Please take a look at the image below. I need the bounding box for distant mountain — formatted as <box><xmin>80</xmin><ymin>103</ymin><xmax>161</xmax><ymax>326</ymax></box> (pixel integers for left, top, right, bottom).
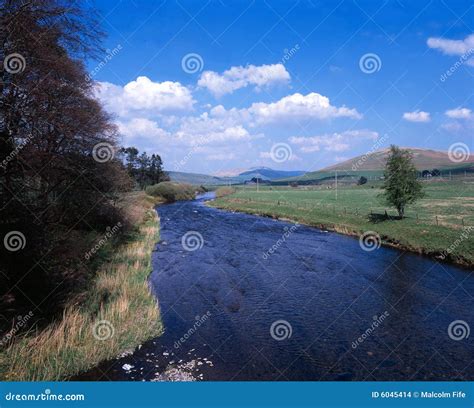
<box><xmin>167</xmin><ymin>171</ymin><xmax>240</xmax><ymax>185</ymax></box>
<box><xmin>215</xmin><ymin>166</ymin><xmax>306</xmax><ymax>180</ymax></box>
<box><xmin>276</xmin><ymin>147</ymin><xmax>474</xmax><ymax>184</ymax></box>
<box><xmin>320</xmin><ymin>147</ymin><xmax>474</xmax><ymax>172</ymax></box>
<box><xmin>238</xmin><ymin>167</ymin><xmax>306</xmax><ymax>180</ymax></box>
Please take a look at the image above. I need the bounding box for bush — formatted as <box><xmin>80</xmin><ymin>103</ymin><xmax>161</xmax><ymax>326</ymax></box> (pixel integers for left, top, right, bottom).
<box><xmin>146</xmin><ymin>182</ymin><xmax>200</xmax><ymax>202</ymax></box>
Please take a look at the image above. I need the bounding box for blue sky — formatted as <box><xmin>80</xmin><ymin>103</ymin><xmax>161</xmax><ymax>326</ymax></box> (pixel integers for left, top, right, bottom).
<box><xmin>88</xmin><ymin>0</ymin><xmax>474</xmax><ymax>174</ymax></box>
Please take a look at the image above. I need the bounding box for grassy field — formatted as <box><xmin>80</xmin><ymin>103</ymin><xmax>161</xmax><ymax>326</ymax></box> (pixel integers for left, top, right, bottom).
<box><xmin>0</xmin><ymin>192</ymin><xmax>163</xmax><ymax>381</ymax></box>
<box><xmin>209</xmin><ymin>177</ymin><xmax>474</xmax><ymax>267</ymax></box>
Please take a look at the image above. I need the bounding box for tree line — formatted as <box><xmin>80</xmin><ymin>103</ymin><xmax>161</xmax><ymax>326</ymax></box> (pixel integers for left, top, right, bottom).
<box><xmin>0</xmin><ymin>0</ymin><xmax>165</xmax><ymax>329</ymax></box>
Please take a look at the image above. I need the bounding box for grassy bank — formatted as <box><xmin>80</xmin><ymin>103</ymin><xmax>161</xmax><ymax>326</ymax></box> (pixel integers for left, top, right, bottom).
<box><xmin>209</xmin><ymin>179</ymin><xmax>474</xmax><ymax>267</ymax></box>
<box><xmin>0</xmin><ymin>192</ymin><xmax>163</xmax><ymax>381</ymax></box>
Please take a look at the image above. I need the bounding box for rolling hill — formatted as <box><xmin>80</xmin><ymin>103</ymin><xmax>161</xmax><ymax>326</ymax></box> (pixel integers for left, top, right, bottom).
<box><xmin>275</xmin><ymin>147</ymin><xmax>474</xmax><ymax>185</ymax></box>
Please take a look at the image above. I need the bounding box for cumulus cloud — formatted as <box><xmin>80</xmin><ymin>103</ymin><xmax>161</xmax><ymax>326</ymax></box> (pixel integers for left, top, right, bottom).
<box><xmin>402</xmin><ymin>110</ymin><xmax>431</xmax><ymax>122</ymax></box>
<box><xmin>96</xmin><ymin>76</ymin><xmax>195</xmax><ymax>116</ymax></box>
<box><xmin>445</xmin><ymin>107</ymin><xmax>472</xmax><ymax>119</ymax></box>
<box><xmin>249</xmin><ymin>92</ymin><xmax>362</xmax><ymax>124</ymax></box>
<box><xmin>117</xmin><ymin>118</ymin><xmax>169</xmax><ymax>143</ymax></box>
<box><xmin>289</xmin><ymin>129</ymin><xmax>378</xmax><ymax>153</ymax></box>
<box><xmin>427</xmin><ymin>34</ymin><xmax>474</xmax><ymax>66</ymax></box>
<box><xmin>198</xmin><ymin>63</ymin><xmax>290</xmax><ymax>97</ymax></box>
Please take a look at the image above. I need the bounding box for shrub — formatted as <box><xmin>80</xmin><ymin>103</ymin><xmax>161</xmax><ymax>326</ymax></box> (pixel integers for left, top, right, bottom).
<box><xmin>146</xmin><ymin>182</ymin><xmax>199</xmax><ymax>202</ymax></box>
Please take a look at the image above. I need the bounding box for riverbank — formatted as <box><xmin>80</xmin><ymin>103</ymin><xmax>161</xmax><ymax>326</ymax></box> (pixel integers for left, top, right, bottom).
<box><xmin>0</xmin><ymin>192</ymin><xmax>163</xmax><ymax>381</ymax></box>
<box><xmin>208</xmin><ymin>183</ymin><xmax>474</xmax><ymax>268</ymax></box>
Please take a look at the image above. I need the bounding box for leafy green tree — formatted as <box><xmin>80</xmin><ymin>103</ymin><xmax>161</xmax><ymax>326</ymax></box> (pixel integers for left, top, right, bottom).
<box><xmin>380</xmin><ymin>145</ymin><xmax>424</xmax><ymax>218</ymax></box>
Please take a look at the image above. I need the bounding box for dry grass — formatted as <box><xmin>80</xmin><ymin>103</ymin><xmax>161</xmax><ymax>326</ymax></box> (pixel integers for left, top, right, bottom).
<box><xmin>0</xmin><ymin>192</ymin><xmax>163</xmax><ymax>381</ymax></box>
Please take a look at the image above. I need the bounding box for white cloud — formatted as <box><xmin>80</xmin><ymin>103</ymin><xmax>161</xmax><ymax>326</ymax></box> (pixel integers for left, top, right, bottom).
<box><xmin>117</xmin><ymin>118</ymin><xmax>169</xmax><ymax>143</ymax></box>
<box><xmin>96</xmin><ymin>76</ymin><xmax>195</xmax><ymax>116</ymax></box>
<box><xmin>198</xmin><ymin>63</ymin><xmax>290</xmax><ymax>97</ymax></box>
<box><xmin>289</xmin><ymin>129</ymin><xmax>378</xmax><ymax>153</ymax></box>
<box><xmin>427</xmin><ymin>34</ymin><xmax>474</xmax><ymax>66</ymax></box>
<box><xmin>402</xmin><ymin>110</ymin><xmax>431</xmax><ymax>122</ymax></box>
<box><xmin>207</xmin><ymin>152</ymin><xmax>236</xmax><ymax>161</ymax></box>
<box><xmin>249</xmin><ymin>92</ymin><xmax>362</xmax><ymax>124</ymax></box>
<box><xmin>445</xmin><ymin>107</ymin><xmax>472</xmax><ymax>119</ymax></box>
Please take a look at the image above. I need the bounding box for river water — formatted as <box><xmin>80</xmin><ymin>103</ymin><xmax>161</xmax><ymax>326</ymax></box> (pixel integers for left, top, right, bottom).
<box><xmin>77</xmin><ymin>193</ymin><xmax>473</xmax><ymax>381</ymax></box>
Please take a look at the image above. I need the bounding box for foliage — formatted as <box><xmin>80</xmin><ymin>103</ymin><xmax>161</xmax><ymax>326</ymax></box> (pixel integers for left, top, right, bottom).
<box><xmin>119</xmin><ymin>147</ymin><xmax>169</xmax><ymax>189</ymax></box>
<box><xmin>358</xmin><ymin>176</ymin><xmax>368</xmax><ymax>185</ymax></box>
<box><xmin>146</xmin><ymin>182</ymin><xmax>201</xmax><ymax>202</ymax></box>
<box><xmin>0</xmin><ymin>192</ymin><xmax>162</xmax><ymax>380</ymax></box>
<box><xmin>0</xmin><ymin>1</ymin><xmax>131</xmax><ymax>330</ymax></box>
<box><xmin>380</xmin><ymin>146</ymin><xmax>424</xmax><ymax>217</ymax></box>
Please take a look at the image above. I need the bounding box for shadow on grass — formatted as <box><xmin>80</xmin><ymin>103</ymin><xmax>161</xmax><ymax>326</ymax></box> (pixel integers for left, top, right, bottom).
<box><xmin>368</xmin><ymin>213</ymin><xmax>403</xmax><ymax>223</ymax></box>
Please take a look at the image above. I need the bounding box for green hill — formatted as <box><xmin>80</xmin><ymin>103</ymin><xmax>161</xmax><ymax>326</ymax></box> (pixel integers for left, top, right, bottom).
<box><xmin>275</xmin><ymin>147</ymin><xmax>474</xmax><ymax>185</ymax></box>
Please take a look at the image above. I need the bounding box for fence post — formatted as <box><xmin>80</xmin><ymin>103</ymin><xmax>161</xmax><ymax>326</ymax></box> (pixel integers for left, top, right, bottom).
<box><xmin>436</xmin><ymin>215</ymin><xmax>438</xmax><ymax>226</ymax></box>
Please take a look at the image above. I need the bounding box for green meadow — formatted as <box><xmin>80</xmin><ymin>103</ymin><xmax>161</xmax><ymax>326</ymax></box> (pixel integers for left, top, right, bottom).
<box><xmin>210</xmin><ymin>177</ymin><xmax>474</xmax><ymax>267</ymax></box>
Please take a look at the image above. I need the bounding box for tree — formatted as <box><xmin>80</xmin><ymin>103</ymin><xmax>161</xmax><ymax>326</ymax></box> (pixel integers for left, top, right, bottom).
<box><xmin>380</xmin><ymin>145</ymin><xmax>424</xmax><ymax>218</ymax></box>
<box><xmin>0</xmin><ymin>0</ymin><xmax>131</xmax><ymax>321</ymax></box>
<box><xmin>357</xmin><ymin>176</ymin><xmax>368</xmax><ymax>185</ymax></box>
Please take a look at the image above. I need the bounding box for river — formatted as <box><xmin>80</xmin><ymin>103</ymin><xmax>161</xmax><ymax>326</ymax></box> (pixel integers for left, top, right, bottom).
<box><xmin>77</xmin><ymin>193</ymin><xmax>473</xmax><ymax>381</ymax></box>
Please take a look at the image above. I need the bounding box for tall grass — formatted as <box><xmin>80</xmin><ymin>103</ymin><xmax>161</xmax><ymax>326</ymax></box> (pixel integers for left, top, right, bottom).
<box><xmin>0</xmin><ymin>192</ymin><xmax>163</xmax><ymax>381</ymax></box>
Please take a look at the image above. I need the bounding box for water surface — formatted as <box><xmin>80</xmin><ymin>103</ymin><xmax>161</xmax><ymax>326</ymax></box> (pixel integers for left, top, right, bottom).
<box><xmin>78</xmin><ymin>193</ymin><xmax>473</xmax><ymax>381</ymax></box>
